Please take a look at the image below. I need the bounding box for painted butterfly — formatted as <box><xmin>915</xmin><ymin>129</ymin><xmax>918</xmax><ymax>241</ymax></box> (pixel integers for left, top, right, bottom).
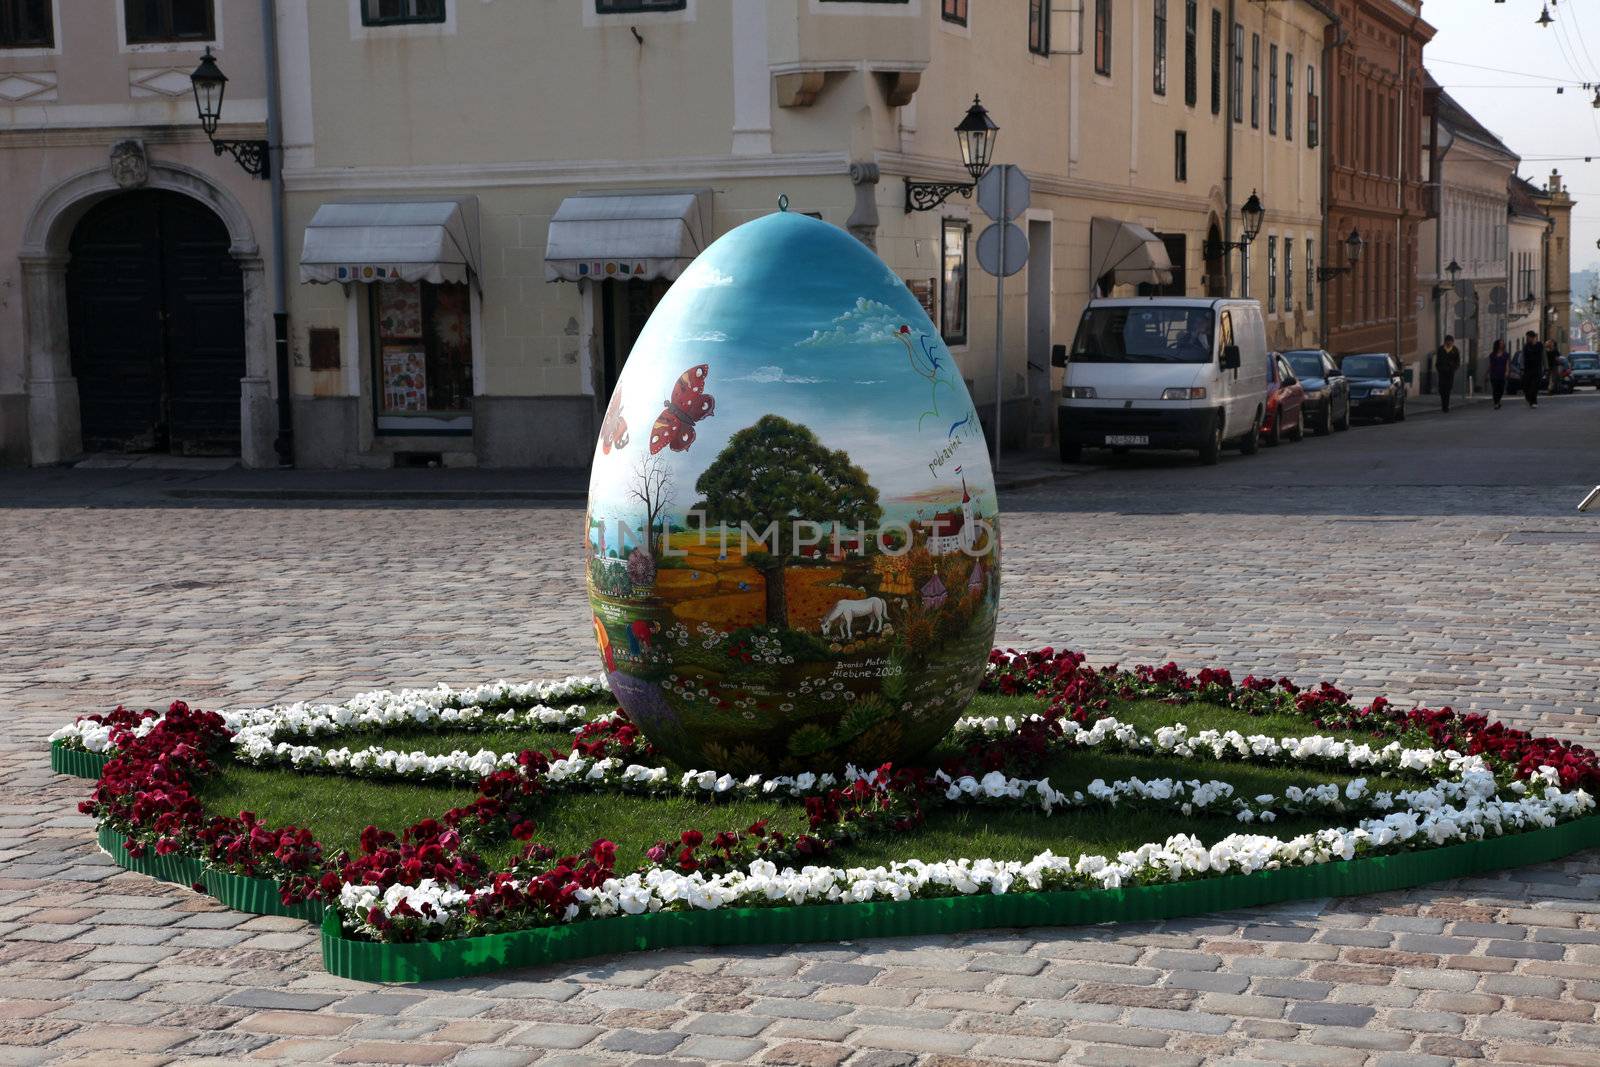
<box><xmin>649</xmin><ymin>363</ymin><xmax>715</xmax><ymax>454</ymax></box>
<box><xmin>599</xmin><ymin>388</ymin><xmax>629</xmax><ymax>454</ymax></box>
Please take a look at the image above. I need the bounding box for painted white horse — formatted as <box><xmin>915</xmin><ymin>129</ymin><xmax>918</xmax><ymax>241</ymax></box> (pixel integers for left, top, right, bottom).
<box><xmin>820</xmin><ymin>596</ymin><xmax>887</xmax><ymax>639</ymax></box>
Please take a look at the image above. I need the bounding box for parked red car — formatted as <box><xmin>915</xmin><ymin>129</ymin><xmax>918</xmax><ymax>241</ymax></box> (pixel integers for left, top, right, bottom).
<box><xmin>1262</xmin><ymin>352</ymin><xmax>1306</xmax><ymax>445</ymax></box>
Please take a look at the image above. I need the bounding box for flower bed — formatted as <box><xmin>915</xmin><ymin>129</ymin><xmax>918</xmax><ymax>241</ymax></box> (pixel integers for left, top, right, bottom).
<box><xmin>58</xmin><ymin>648</ymin><xmax>1600</xmax><ymax>982</ymax></box>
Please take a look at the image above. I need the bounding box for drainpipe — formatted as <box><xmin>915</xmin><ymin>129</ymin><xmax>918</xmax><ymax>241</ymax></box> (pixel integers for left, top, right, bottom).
<box><xmin>1304</xmin><ymin>0</ymin><xmax>1342</xmax><ymax>349</ymax></box>
<box><xmin>1223</xmin><ymin>0</ymin><xmax>1236</xmax><ymax>297</ymax></box>
<box><xmin>261</xmin><ymin>0</ymin><xmax>293</xmax><ymax>465</ymax></box>
<box><xmin>1433</xmin><ymin>123</ymin><xmax>1452</xmax><ymax>397</ymax></box>
<box><xmin>1396</xmin><ymin>29</ymin><xmax>1408</xmax><ymax>389</ymax></box>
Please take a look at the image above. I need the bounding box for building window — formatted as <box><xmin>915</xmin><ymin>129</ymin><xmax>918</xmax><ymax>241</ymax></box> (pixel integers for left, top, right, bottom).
<box><xmin>1306</xmin><ymin>238</ymin><xmax>1315</xmax><ymax>311</ymax></box>
<box><xmin>594</xmin><ymin>0</ymin><xmax>686</xmax><ymax>12</ymax></box>
<box><xmin>1267</xmin><ymin>236</ymin><xmax>1277</xmax><ymax>313</ymax></box>
<box><xmin>1231</xmin><ymin>22</ymin><xmax>1243</xmax><ymax>122</ymax></box>
<box><xmin>1283</xmin><ymin>237</ymin><xmax>1294</xmax><ymax>314</ymax></box>
<box><xmin>363</xmin><ymin>0</ymin><xmax>446</xmax><ymax>23</ymax></box>
<box><xmin>941</xmin><ymin>219</ymin><xmax>969</xmax><ymax>345</ymax></box>
<box><xmin>1307</xmin><ymin>65</ymin><xmax>1318</xmax><ymax>147</ymax></box>
<box><xmin>1285</xmin><ymin>55</ymin><xmax>1294</xmax><ymax>142</ymax></box>
<box><xmin>1094</xmin><ymin>0</ymin><xmax>1111</xmax><ymax>75</ymax></box>
<box><xmin>1029</xmin><ymin>0</ymin><xmax>1049</xmax><ymax>55</ymax></box>
<box><xmin>1153</xmin><ymin>0</ymin><xmax>1167</xmax><ymax>95</ymax></box>
<box><xmin>1250</xmin><ymin>32</ymin><xmax>1260</xmax><ymax>129</ymax></box>
<box><xmin>370</xmin><ymin>281</ymin><xmax>473</xmax><ymax>431</ymax></box>
<box><xmin>1174</xmin><ymin>130</ymin><xmax>1187</xmax><ymax>181</ymax></box>
<box><xmin>1183</xmin><ymin>1</ymin><xmax>1197</xmax><ymax>106</ymax></box>
<box><xmin>1268</xmin><ymin>43</ymin><xmax>1278</xmax><ymax>134</ymax></box>
<box><xmin>124</xmin><ymin>0</ymin><xmax>213</xmax><ymax>43</ymax></box>
<box><xmin>1210</xmin><ymin>9</ymin><xmax>1222</xmax><ymax>114</ymax></box>
<box><xmin>0</xmin><ymin>0</ymin><xmax>51</xmax><ymax>47</ymax></box>
<box><xmin>942</xmin><ymin>0</ymin><xmax>966</xmax><ymax>25</ymax></box>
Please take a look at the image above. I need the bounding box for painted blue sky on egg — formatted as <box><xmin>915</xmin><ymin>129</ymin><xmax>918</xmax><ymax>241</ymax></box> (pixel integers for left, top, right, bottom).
<box><xmin>589</xmin><ymin>211</ymin><xmax>993</xmax><ymax>527</ymax></box>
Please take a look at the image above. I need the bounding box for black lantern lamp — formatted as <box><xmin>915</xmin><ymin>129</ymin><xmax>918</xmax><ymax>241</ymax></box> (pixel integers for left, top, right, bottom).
<box><xmin>190</xmin><ymin>47</ymin><xmax>270</xmax><ymax>179</ymax></box>
<box><xmin>1203</xmin><ymin>190</ymin><xmax>1266</xmax><ymax>259</ymax></box>
<box><xmin>906</xmin><ymin>95</ymin><xmax>999</xmax><ymax>212</ymax></box>
<box><xmin>1316</xmin><ymin>227</ymin><xmax>1365</xmax><ymax>282</ymax></box>
<box><xmin>1344</xmin><ymin>227</ymin><xmax>1365</xmax><ymax>266</ymax></box>
<box><xmin>955</xmin><ymin>95</ymin><xmax>999</xmax><ymax>182</ymax></box>
<box><xmin>1432</xmin><ymin>259</ymin><xmax>1462</xmax><ymax>297</ymax></box>
<box><xmin>1239</xmin><ymin>191</ymin><xmax>1265</xmax><ymax>243</ymax></box>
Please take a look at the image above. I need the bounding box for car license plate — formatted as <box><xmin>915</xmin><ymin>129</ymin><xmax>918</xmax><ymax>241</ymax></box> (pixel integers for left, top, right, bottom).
<box><xmin>1105</xmin><ymin>434</ymin><xmax>1149</xmax><ymax>446</ymax></box>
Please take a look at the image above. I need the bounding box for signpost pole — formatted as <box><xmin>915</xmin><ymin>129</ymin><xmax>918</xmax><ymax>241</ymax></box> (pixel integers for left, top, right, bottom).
<box><xmin>992</xmin><ymin>178</ymin><xmax>1006</xmax><ymax>473</ymax></box>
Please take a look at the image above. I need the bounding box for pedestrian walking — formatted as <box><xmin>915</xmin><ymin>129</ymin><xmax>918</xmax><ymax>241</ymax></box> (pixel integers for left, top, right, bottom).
<box><xmin>1545</xmin><ymin>338</ymin><xmax>1562</xmax><ymax>394</ymax></box>
<box><xmin>1435</xmin><ymin>334</ymin><xmax>1461</xmax><ymax>412</ymax></box>
<box><xmin>1521</xmin><ymin>331</ymin><xmax>1545</xmax><ymax>407</ymax></box>
<box><xmin>1488</xmin><ymin>338</ymin><xmax>1509</xmax><ymax>408</ymax></box>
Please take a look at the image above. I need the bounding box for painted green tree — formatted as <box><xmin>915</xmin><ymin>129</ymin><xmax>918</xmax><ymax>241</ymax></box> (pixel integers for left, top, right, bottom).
<box><xmin>694</xmin><ymin>414</ymin><xmax>882</xmax><ymax>629</ymax></box>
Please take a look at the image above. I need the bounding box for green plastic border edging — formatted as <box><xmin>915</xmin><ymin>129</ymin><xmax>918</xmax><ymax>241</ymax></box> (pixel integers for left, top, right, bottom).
<box><xmin>97</xmin><ymin>826</ymin><xmax>207</xmax><ymax>888</ymax></box>
<box><xmin>98</xmin><ymin>828</ymin><xmax>326</xmax><ymax>925</ymax></box>
<box><xmin>203</xmin><ymin>868</ymin><xmax>327</xmax><ymax>923</ymax></box>
<box><xmin>51</xmin><ymin>740</ymin><xmax>110</xmax><ymax>780</ymax></box>
<box><xmin>318</xmin><ymin>815</ymin><xmax>1600</xmax><ymax>983</ymax></box>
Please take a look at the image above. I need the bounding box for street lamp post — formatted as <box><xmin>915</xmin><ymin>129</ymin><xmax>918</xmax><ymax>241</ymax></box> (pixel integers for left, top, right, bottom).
<box><xmin>1202</xmin><ymin>192</ymin><xmax>1265</xmax><ymax>291</ymax></box>
<box><xmin>189</xmin><ymin>47</ymin><xmax>271</xmax><ymax>179</ymax></box>
<box><xmin>904</xmin><ymin>96</ymin><xmax>999</xmax><ymax>212</ymax></box>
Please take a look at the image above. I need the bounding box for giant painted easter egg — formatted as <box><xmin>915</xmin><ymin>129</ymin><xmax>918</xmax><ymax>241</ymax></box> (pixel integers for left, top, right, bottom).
<box><xmin>585</xmin><ymin>210</ymin><xmax>999</xmax><ymax>774</ymax></box>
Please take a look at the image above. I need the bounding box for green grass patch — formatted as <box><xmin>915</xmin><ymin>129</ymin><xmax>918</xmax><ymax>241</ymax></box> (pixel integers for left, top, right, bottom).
<box><xmin>198</xmin><ymin>695</ymin><xmax>1429</xmax><ymax>873</ymax></box>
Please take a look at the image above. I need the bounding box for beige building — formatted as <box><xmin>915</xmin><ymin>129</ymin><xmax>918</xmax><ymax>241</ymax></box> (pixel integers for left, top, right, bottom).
<box><xmin>1534</xmin><ymin>169</ymin><xmax>1575</xmax><ymax>348</ymax></box>
<box><xmin>1506</xmin><ymin>174</ymin><xmax>1548</xmax><ymax>351</ymax></box>
<box><xmin>1418</xmin><ymin>79</ymin><xmax>1515</xmax><ymax>392</ymax></box>
<box><xmin>276</xmin><ymin>0</ymin><xmax>1334</xmax><ymax>469</ymax></box>
<box><xmin>3</xmin><ymin>0</ymin><xmax>1331</xmax><ymax>469</ymax></box>
<box><xmin>0</xmin><ymin>0</ymin><xmax>281</xmax><ymax>468</ymax></box>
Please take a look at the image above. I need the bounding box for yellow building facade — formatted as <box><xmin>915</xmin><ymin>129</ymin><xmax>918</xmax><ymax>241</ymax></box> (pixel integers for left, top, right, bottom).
<box><xmin>276</xmin><ymin>0</ymin><xmax>1331</xmax><ymax>468</ymax></box>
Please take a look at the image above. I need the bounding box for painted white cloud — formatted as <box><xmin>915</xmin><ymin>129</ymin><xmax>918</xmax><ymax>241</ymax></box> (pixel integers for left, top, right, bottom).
<box><xmin>676</xmin><ymin>263</ymin><xmax>735</xmax><ymax>289</ymax></box>
<box><xmin>737</xmin><ymin>365</ymin><xmax>824</xmax><ymax>385</ymax></box>
<box><xmin>795</xmin><ymin>298</ymin><xmax>907</xmax><ymax>348</ymax></box>
<box><xmin>673</xmin><ymin>329</ymin><xmax>729</xmax><ymax>343</ymax></box>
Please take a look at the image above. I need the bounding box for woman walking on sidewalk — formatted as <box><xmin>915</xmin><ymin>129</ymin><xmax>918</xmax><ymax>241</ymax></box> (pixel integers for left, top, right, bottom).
<box><xmin>1488</xmin><ymin>338</ymin><xmax>1509</xmax><ymax>409</ymax></box>
<box><xmin>1522</xmin><ymin>331</ymin><xmax>1545</xmax><ymax>407</ymax></box>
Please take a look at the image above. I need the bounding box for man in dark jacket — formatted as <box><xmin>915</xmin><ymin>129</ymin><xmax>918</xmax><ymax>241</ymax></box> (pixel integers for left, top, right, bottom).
<box><xmin>1522</xmin><ymin>331</ymin><xmax>1545</xmax><ymax>408</ymax></box>
<box><xmin>1435</xmin><ymin>335</ymin><xmax>1461</xmax><ymax>412</ymax></box>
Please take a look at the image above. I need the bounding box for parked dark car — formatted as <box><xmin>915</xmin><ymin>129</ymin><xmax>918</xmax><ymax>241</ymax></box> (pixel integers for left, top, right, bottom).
<box><xmin>1262</xmin><ymin>353</ymin><xmax>1307</xmax><ymax>445</ymax></box>
<box><xmin>1571</xmin><ymin>351</ymin><xmax>1600</xmax><ymax>390</ymax></box>
<box><xmin>1283</xmin><ymin>349</ymin><xmax>1350</xmax><ymax>435</ymax></box>
<box><xmin>1339</xmin><ymin>352</ymin><xmax>1406</xmax><ymax>422</ymax></box>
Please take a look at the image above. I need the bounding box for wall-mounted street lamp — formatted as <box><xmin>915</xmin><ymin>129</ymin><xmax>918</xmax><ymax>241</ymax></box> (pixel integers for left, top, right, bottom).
<box><xmin>904</xmin><ymin>95</ymin><xmax>999</xmax><ymax>212</ymax></box>
<box><xmin>1315</xmin><ymin>227</ymin><xmax>1365</xmax><ymax>281</ymax></box>
<box><xmin>190</xmin><ymin>47</ymin><xmax>271</xmax><ymax>179</ymax></box>
<box><xmin>1202</xmin><ymin>191</ymin><xmax>1266</xmax><ymax>260</ymax></box>
<box><xmin>1433</xmin><ymin>259</ymin><xmax>1462</xmax><ymax>297</ymax></box>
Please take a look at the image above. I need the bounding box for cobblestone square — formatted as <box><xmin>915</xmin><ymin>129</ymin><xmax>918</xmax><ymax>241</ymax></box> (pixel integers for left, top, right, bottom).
<box><xmin>4</xmin><ymin>397</ymin><xmax>1599</xmax><ymax>1065</ymax></box>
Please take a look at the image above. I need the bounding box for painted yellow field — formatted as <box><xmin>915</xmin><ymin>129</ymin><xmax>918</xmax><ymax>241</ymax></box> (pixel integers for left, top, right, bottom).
<box><xmin>669</xmin><ymin>567</ymin><xmax>866</xmax><ymax>631</ymax></box>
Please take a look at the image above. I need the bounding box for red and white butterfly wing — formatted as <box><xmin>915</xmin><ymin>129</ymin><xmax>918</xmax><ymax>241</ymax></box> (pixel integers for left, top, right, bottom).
<box><xmin>649</xmin><ymin>411</ymin><xmax>696</xmax><ymax>454</ymax></box>
<box><xmin>599</xmin><ymin>389</ymin><xmax>629</xmax><ymax>454</ymax></box>
<box><xmin>670</xmin><ymin>364</ymin><xmax>715</xmax><ymax>420</ymax></box>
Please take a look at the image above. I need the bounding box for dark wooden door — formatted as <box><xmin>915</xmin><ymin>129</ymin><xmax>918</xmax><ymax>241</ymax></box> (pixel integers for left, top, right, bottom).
<box><xmin>67</xmin><ymin>191</ymin><xmax>245</xmax><ymax>454</ymax></box>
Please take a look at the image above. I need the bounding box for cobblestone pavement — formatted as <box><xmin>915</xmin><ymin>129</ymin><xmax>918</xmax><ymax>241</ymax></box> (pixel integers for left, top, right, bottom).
<box><xmin>4</xmin><ymin>394</ymin><xmax>1600</xmax><ymax>1066</ymax></box>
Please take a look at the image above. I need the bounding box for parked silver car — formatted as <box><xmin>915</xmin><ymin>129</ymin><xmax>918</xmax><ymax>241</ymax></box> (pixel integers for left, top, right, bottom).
<box><xmin>1570</xmin><ymin>351</ymin><xmax>1600</xmax><ymax>390</ymax></box>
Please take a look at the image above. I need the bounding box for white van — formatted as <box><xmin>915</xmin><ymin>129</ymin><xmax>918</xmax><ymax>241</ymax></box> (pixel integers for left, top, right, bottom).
<box><xmin>1054</xmin><ymin>297</ymin><xmax>1272</xmax><ymax>465</ymax></box>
